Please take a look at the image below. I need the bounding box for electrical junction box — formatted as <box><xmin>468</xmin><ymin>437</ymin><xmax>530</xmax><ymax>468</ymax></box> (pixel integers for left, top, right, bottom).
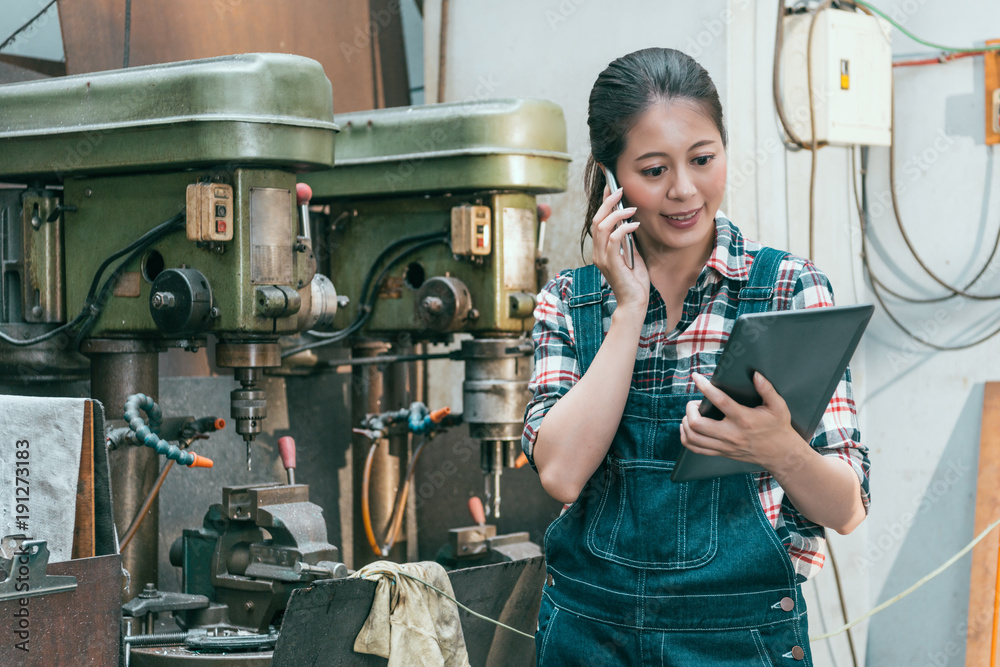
<box><xmin>186</xmin><ymin>182</ymin><xmax>235</xmax><ymax>242</ymax></box>
<box><xmin>451</xmin><ymin>205</ymin><xmax>492</xmax><ymax>256</ymax></box>
<box><xmin>781</xmin><ymin>9</ymin><xmax>892</xmax><ymax>146</ymax></box>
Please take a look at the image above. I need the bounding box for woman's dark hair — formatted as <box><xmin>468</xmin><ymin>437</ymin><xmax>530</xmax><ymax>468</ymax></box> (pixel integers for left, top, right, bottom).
<box><xmin>582</xmin><ymin>48</ymin><xmax>727</xmax><ymax>255</ymax></box>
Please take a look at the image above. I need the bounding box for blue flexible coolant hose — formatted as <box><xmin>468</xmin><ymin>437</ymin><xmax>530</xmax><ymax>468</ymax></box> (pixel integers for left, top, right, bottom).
<box><xmin>124</xmin><ymin>393</ymin><xmax>196</xmax><ymax>466</ymax></box>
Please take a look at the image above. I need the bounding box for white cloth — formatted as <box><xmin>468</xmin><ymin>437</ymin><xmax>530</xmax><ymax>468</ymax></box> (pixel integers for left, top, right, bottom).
<box><xmin>0</xmin><ymin>395</ymin><xmax>87</xmax><ymax>562</ymax></box>
<box><xmin>352</xmin><ymin>560</ymin><xmax>471</xmax><ymax>667</ymax></box>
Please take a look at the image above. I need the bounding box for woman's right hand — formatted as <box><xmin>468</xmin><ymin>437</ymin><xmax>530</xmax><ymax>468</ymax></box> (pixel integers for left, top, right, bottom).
<box><xmin>592</xmin><ymin>184</ymin><xmax>650</xmax><ymax>311</ymax></box>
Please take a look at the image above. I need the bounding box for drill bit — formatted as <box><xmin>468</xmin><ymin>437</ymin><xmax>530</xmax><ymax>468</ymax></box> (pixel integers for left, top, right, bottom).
<box><xmin>244</xmin><ymin>436</ymin><xmax>252</xmax><ymax>471</ymax></box>
<box><xmin>493</xmin><ymin>468</ymin><xmax>501</xmax><ymax>519</ymax></box>
<box><xmin>484</xmin><ymin>476</ymin><xmax>492</xmax><ymax>519</ymax></box>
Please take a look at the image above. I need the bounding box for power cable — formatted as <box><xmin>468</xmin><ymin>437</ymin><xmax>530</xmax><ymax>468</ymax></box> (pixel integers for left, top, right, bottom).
<box><xmin>306</xmin><ymin>231</ymin><xmax>449</xmax><ymax>339</ymax></box>
<box><xmin>811</xmin><ymin>516</ymin><xmax>1000</xmax><ymax>642</ymax></box>
<box><xmin>885</xmin><ymin>86</ymin><xmax>1000</xmax><ymax>300</ymax></box>
<box><xmin>851</xmin><ymin>147</ymin><xmax>1000</xmax><ymax>304</ymax></box>
<box><xmin>788</xmin><ymin>1</ymin><xmax>1000</xmax><ymax>346</ymax></box>
<box><xmin>853</xmin><ymin>148</ymin><xmax>1000</xmax><ymax>351</ymax></box>
<box><xmin>806</xmin><ymin>0</ymin><xmax>833</xmax><ymax>260</ymax></box>
<box><xmin>894</xmin><ymin>51</ymin><xmax>986</xmax><ymax>68</ymax></box>
<box><xmin>773</xmin><ymin>0</ymin><xmax>807</xmax><ymax>150</ymax></box>
<box><xmin>0</xmin><ymin>211</ymin><xmax>185</xmax><ymax>348</ymax></box>
<box><xmin>281</xmin><ymin>235</ymin><xmax>450</xmax><ymax>358</ymax></box>
<box><xmin>73</xmin><ymin>213</ymin><xmax>186</xmax><ymax>348</ymax></box>
<box><xmin>825</xmin><ymin>539</ymin><xmax>860</xmax><ymax>667</ymax></box>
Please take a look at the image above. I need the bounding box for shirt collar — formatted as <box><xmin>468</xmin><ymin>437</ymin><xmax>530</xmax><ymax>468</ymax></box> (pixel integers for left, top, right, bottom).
<box><xmin>702</xmin><ymin>214</ymin><xmax>749</xmax><ymax>283</ymax></box>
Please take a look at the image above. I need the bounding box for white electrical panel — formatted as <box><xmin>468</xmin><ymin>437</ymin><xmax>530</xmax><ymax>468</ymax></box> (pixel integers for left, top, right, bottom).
<box><xmin>781</xmin><ymin>9</ymin><xmax>893</xmax><ymax>146</ymax></box>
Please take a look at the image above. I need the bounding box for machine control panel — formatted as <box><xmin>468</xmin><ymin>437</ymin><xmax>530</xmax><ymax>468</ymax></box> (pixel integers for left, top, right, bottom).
<box><xmin>186</xmin><ymin>182</ymin><xmax>235</xmax><ymax>242</ymax></box>
<box><xmin>451</xmin><ymin>205</ymin><xmax>492</xmax><ymax>256</ymax></box>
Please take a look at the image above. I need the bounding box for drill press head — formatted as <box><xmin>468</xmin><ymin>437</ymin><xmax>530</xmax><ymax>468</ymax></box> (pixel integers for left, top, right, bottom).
<box><xmin>462</xmin><ymin>338</ymin><xmax>534</xmax><ymax>519</ymax></box>
<box><xmin>215</xmin><ymin>342</ymin><xmax>281</xmax><ymax>469</ymax></box>
<box><xmin>0</xmin><ymin>53</ymin><xmax>341</xmax><ymax>461</ymax></box>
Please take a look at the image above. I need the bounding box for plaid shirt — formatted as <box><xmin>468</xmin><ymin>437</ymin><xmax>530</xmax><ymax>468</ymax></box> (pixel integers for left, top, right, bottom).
<box><xmin>522</xmin><ymin>216</ymin><xmax>870</xmax><ymax>581</ymax></box>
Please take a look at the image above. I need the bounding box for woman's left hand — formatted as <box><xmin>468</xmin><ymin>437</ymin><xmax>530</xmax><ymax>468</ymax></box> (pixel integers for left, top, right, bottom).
<box><xmin>680</xmin><ymin>371</ymin><xmax>809</xmax><ymax>473</ymax></box>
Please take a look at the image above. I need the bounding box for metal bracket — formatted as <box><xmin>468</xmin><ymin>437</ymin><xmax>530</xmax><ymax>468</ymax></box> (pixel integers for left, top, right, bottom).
<box><xmin>0</xmin><ymin>538</ymin><xmax>77</xmax><ymax>603</ymax></box>
<box><xmin>122</xmin><ymin>584</ymin><xmax>209</xmax><ymax>618</ymax></box>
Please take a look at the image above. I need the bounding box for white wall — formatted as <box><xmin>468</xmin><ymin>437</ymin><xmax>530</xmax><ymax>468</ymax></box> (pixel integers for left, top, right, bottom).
<box><xmin>440</xmin><ymin>1</ymin><xmax>1000</xmax><ymax>665</ymax></box>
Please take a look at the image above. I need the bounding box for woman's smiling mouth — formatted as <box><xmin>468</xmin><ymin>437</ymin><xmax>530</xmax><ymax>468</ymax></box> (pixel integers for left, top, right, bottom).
<box><xmin>662</xmin><ymin>207</ymin><xmax>702</xmax><ymax>228</ymax></box>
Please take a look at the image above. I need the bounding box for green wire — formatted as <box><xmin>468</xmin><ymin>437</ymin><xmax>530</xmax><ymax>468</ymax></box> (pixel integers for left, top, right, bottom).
<box><xmin>852</xmin><ymin>0</ymin><xmax>1000</xmax><ymax>54</ymax></box>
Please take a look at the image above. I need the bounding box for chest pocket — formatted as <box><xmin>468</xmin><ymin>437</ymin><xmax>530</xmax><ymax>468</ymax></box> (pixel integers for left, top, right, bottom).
<box><xmin>585</xmin><ymin>420</ymin><xmax>720</xmax><ymax>570</ymax></box>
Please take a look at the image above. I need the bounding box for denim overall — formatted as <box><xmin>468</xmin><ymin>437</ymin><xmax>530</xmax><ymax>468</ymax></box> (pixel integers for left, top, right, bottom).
<box><xmin>536</xmin><ymin>248</ymin><xmax>813</xmax><ymax>666</ymax></box>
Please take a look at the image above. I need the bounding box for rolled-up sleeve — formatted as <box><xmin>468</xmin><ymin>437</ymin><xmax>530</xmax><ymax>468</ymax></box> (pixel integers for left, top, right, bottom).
<box><xmin>791</xmin><ymin>261</ymin><xmax>871</xmax><ymax>514</ymax></box>
<box><xmin>522</xmin><ymin>271</ymin><xmax>579</xmax><ymax>470</ymax></box>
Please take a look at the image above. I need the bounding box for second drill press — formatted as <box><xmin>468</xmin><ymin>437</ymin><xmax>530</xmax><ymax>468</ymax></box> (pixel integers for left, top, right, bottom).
<box><xmin>301</xmin><ymin>98</ymin><xmax>569</xmax><ymax>564</ymax></box>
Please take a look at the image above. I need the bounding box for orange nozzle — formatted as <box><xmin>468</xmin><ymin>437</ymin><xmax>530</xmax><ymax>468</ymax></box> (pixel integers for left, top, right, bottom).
<box><xmin>515</xmin><ymin>452</ymin><xmax>529</xmax><ymax>469</ymax></box>
<box><xmin>188</xmin><ymin>453</ymin><xmax>214</xmax><ymax>468</ymax></box>
<box><xmin>468</xmin><ymin>496</ymin><xmax>486</xmax><ymax>525</ymax></box>
<box><xmin>429</xmin><ymin>406</ymin><xmax>451</xmax><ymax>423</ymax></box>
<box><xmin>214</xmin><ymin>418</ymin><xmax>226</xmax><ymax>430</ymax></box>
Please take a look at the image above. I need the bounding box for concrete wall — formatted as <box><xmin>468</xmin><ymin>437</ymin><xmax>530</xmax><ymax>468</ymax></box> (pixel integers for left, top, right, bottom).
<box><xmin>439</xmin><ymin>1</ymin><xmax>1000</xmax><ymax>665</ymax></box>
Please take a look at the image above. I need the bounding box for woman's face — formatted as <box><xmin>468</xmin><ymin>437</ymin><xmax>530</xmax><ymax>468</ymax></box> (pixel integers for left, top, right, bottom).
<box><xmin>614</xmin><ymin>99</ymin><xmax>727</xmax><ymax>258</ymax></box>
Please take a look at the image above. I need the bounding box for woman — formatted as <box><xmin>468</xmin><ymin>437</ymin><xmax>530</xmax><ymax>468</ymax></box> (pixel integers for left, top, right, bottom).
<box><xmin>523</xmin><ymin>48</ymin><xmax>870</xmax><ymax>665</ymax></box>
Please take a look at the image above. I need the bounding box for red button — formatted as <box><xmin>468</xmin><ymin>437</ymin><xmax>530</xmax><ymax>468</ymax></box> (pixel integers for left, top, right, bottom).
<box><xmin>216</xmin><ymin>220</ymin><xmax>227</xmax><ymax>233</ymax></box>
<box><xmin>476</xmin><ymin>237</ymin><xmax>485</xmax><ymax>248</ymax></box>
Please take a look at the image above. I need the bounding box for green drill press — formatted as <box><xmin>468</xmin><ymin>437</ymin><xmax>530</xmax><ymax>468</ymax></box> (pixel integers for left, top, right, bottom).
<box><xmin>299</xmin><ymin>98</ymin><xmax>570</xmax><ymax>566</ymax></box>
<box><xmin>0</xmin><ymin>53</ymin><xmax>340</xmax><ymax>599</ymax></box>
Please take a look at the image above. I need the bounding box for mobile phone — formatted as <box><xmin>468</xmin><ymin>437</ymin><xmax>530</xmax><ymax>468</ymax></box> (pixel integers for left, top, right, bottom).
<box><xmin>602</xmin><ymin>167</ymin><xmax>635</xmax><ymax>270</ymax></box>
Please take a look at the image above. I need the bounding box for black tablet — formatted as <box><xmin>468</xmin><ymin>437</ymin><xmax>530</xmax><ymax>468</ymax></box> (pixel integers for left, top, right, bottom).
<box><xmin>670</xmin><ymin>303</ymin><xmax>875</xmax><ymax>483</ymax></box>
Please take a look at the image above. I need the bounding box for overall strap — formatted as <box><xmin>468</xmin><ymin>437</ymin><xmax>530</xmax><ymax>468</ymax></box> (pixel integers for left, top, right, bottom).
<box><xmin>736</xmin><ymin>246</ymin><xmax>786</xmax><ymax>318</ymax></box>
<box><xmin>568</xmin><ymin>264</ymin><xmax>604</xmax><ymax>376</ymax></box>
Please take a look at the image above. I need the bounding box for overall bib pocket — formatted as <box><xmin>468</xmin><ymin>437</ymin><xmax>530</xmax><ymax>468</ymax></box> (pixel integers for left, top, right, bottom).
<box><xmin>586</xmin><ymin>457</ymin><xmax>720</xmax><ymax>569</ymax></box>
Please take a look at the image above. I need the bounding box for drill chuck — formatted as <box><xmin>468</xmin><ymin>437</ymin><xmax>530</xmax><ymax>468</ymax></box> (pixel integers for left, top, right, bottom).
<box><xmin>231</xmin><ymin>387</ymin><xmax>266</xmax><ymax>441</ymax></box>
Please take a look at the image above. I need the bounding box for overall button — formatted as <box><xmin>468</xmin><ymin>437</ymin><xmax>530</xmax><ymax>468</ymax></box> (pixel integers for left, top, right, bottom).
<box><xmin>780</xmin><ymin>597</ymin><xmax>795</xmax><ymax>612</ymax></box>
<box><xmin>791</xmin><ymin>646</ymin><xmax>805</xmax><ymax>660</ymax></box>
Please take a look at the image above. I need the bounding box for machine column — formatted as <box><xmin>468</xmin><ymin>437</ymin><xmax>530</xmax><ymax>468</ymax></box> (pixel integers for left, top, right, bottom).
<box><xmin>350</xmin><ymin>341</ymin><xmax>414</xmax><ymax>568</ymax></box>
<box><xmin>82</xmin><ymin>338</ymin><xmax>160</xmax><ymax>601</ymax></box>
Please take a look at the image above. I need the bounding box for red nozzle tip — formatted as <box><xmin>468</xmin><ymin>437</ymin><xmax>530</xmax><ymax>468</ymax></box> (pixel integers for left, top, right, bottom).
<box><xmin>295</xmin><ymin>183</ymin><xmax>312</xmax><ymax>205</ymax></box>
<box><xmin>468</xmin><ymin>496</ymin><xmax>486</xmax><ymax>525</ymax></box>
<box><xmin>214</xmin><ymin>418</ymin><xmax>226</xmax><ymax>430</ymax></box>
<box><xmin>514</xmin><ymin>452</ymin><xmax>529</xmax><ymax>469</ymax></box>
<box><xmin>278</xmin><ymin>436</ymin><xmax>297</xmax><ymax>469</ymax></box>
<box><xmin>429</xmin><ymin>406</ymin><xmax>451</xmax><ymax>424</ymax></box>
<box><xmin>189</xmin><ymin>453</ymin><xmax>214</xmax><ymax>468</ymax></box>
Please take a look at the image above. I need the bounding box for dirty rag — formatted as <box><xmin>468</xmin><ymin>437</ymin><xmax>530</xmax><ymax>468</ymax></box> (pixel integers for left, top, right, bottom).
<box><xmin>352</xmin><ymin>559</ymin><xmax>471</xmax><ymax>667</ymax></box>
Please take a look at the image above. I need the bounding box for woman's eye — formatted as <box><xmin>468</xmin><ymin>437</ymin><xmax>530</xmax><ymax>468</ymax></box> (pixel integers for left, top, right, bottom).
<box><xmin>693</xmin><ymin>155</ymin><xmax>714</xmax><ymax>167</ymax></box>
<box><xmin>642</xmin><ymin>166</ymin><xmax>666</xmax><ymax>177</ymax></box>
